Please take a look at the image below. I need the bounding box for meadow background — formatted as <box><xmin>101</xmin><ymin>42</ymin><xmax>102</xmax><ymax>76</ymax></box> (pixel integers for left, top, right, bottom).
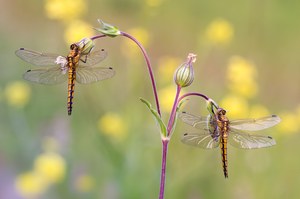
<box><xmin>1</xmin><ymin>0</ymin><xmax>300</xmax><ymax>198</ymax></box>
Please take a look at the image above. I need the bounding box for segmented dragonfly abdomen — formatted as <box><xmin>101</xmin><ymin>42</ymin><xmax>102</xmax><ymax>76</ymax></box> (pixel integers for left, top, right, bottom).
<box><xmin>220</xmin><ymin>137</ymin><xmax>228</xmax><ymax>178</ymax></box>
<box><xmin>67</xmin><ymin>68</ymin><xmax>76</xmax><ymax>115</ymax></box>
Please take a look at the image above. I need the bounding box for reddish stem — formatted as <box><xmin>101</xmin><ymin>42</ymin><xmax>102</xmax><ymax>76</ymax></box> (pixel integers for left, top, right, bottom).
<box><xmin>120</xmin><ymin>32</ymin><xmax>161</xmax><ymax>117</ymax></box>
<box><xmin>159</xmin><ymin>139</ymin><xmax>169</xmax><ymax>199</ymax></box>
<box><xmin>178</xmin><ymin>92</ymin><xmax>210</xmax><ymax>102</ymax></box>
<box><xmin>90</xmin><ymin>34</ymin><xmax>107</xmax><ymax>40</ymax></box>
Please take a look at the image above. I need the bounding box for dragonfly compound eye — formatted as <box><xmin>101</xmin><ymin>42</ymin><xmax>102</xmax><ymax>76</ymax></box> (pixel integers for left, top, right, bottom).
<box><xmin>70</xmin><ymin>44</ymin><xmax>78</xmax><ymax>50</ymax></box>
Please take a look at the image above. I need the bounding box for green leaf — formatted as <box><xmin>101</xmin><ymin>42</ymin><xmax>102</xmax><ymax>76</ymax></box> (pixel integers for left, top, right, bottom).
<box><xmin>140</xmin><ymin>98</ymin><xmax>167</xmax><ymax>138</ymax></box>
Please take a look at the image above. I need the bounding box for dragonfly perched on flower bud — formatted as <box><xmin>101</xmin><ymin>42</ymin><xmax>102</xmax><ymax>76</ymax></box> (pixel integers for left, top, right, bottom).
<box><xmin>15</xmin><ymin>38</ymin><xmax>115</xmax><ymax>115</ymax></box>
<box><xmin>179</xmin><ymin>108</ymin><xmax>280</xmax><ymax>178</ymax></box>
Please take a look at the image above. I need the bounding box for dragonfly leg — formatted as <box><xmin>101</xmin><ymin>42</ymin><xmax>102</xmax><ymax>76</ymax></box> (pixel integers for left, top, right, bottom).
<box><xmin>80</xmin><ymin>45</ymin><xmax>94</xmax><ymax>63</ymax></box>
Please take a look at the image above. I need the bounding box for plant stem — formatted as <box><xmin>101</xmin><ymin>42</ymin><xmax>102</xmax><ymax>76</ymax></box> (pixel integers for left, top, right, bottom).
<box><xmin>167</xmin><ymin>85</ymin><xmax>181</xmax><ymax>136</ymax></box>
<box><xmin>178</xmin><ymin>92</ymin><xmax>210</xmax><ymax>102</ymax></box>
<box><xmin>120</xmin><ymin>31</ymin><xmax>161</xmax><ymax>117</ymax></box>
<box><xmin>158</xmin><ymin>85</ymin><xmax>181</xmax><ymax>199</ymax></box>
<box><xmin>90</xmin><ymin>34</ymin><xmax>107</xmax><ymax>40</ymax></box>
<box><xmin>159</xmin><ymin>139</ymin><xmax>169</xmax><ymax>199</ymax></box>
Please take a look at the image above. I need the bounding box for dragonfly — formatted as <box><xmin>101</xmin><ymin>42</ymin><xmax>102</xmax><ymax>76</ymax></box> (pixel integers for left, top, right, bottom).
<box><xmin>179</xmin><ymin>108</ymin><xmax>281</xmax><ymax>178</ymax></box>
<box><xmin>15</xmin><ymin>43</ymin><xmax>115</xmax><ymax>115</ymax></box>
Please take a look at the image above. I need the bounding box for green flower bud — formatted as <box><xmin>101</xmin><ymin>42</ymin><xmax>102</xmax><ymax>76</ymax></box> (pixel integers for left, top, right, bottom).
<box><xmin>174</xmin><ymin>53</ymin><xmax>196</xmax><ymax>87</ymax></box>
<box><xmin>77</xmin><ymin>38</ymin><xmax>95</xmax><ymax>55</ymax></box>
<box><xmin>206</xmin><ymin>98</ymin><xmax>219</xmax><ymax>115</ymax></box>
<box><xmin>94</xmin><ymin>19</ymin><xmax>121</xmax><ymax>37</ymax></box>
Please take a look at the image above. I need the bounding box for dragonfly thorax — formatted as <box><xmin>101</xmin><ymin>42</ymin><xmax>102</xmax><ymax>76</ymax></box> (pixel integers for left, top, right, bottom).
<box><xmin>67</xmin><ymin>43</ymin><xmax>82</xmax><ymax>67</ymax></box>
<box><xmin>216</xmin><ymin>108</ymin><xmax>229</xmax><ymax>137</ymax></box>
<box><xmin>69</xmin><ymin>43</ymin><xmax>81</xmax><ymax>57</ymax></box>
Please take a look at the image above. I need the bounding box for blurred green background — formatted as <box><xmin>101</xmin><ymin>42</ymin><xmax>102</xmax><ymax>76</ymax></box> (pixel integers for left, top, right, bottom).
<box><xmin>1</xmin><ymin>0</ymin><xmax>300</xmax><ymax>198</ymax></box>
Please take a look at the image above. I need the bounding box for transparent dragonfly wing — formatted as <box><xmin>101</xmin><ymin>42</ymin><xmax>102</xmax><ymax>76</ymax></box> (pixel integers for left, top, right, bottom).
<box><xmin>228</xmin><ymin>128</ymin><xmax>276</xmax><ymax>149</ymax></box>
<box><xmin>16</xmin><ymin>48</ymin><xmax>59</xmax><ymax>66</ymax></box>
<box><xmin>76</xmin><ymin>67</ymin><xmax>115</xmax><ymax>84</ymax></box>
<box><xmin>23</xmin><ymin>67</ymin><xmax>68</xmax><ymax>84</ymax></box>
<box><xmin>179</xmin><ymin>112</ymin><xmax>209</xmax><ymax>129</ymax></box>
<box><xmin>79</xmin><ymin>49</ymin><xmax>108</xmax><ymax>67</ymax></box>
<box><xmin>181</xmin><ymin>132</ymin><xmax>220</xmax><ymax>149</ymax></box>
<box><xmin>230</xmin><ymin>115</ymin><xmax>281</xmax><ymax>131</ymax></box>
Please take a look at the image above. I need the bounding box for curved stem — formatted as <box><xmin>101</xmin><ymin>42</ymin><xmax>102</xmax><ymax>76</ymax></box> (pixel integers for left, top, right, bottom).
<box><xmin>178</xmin><ymin>92</ymin><xmax>209</xmax><ymax>103</ymax></box>
<box><xmin>90</xmin><ymin>32</ymin><xmax>161</xmax><ymax>116</ymax></box>
<box><xmin>120</xmin><ymin>31</ymin><xmax>161</xmax><ymax>117</ymax></box>
<box><xmin>178</xmin><ymin>92</ymin><xmax>219</xmax><ymax>112</ymax></box>
<box><xmin>159</xmin><ymin>139</ymin><xmax>169</xmax><ymax>199</ymax></box>
<box><xmin>90</xmin><ymin>34</ymin><xmax>107</xmax><ymax>40</ymax></box>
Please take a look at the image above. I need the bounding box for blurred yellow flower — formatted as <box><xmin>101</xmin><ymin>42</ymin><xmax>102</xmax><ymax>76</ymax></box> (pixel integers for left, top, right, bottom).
<box><xmin>205</xmin><ymin>18</ymin><xmax>234</xmax><ymax>45</ymax></box>
<box><xmin>64</xmin><ymin>20</ymin><xmax>94</xmax><ymax>45</ymax></box>
<box><xmin>15</xmin><ymin>171</ymin><xmax>47</xmax><ymax>198</ymax></box>
<box><xmin>146</xmin><ymin>0</ymin><xmax>163</xmax><ymax>7</ymax></box>
<box><xmin>228</xmin><ymin>80</ymin><xmax>258</xmax><ymax>99</ymax></box>
<box><xmin>219</xmin><ymin>94</ymin><xmax>249</xmax><ymax>118</ymax></box>
<box><xmin>248</xmin><ymin>104</ymin><xmax>270</xmax><ymax>118</ymax></box>
<box><xmin>45</xmin><ymin>0</ymin><xmax>87</xmax><ymax>22</ymax></box>
<box><xmin>34</xmin><ymin>152</ymin><xmax>66</xmax><ymax>184</ymax></box>
<box><xmin>128</xmin><ymin>28</ymin><xmax>150</xmax><ymax>47</ymax></box>
<box><xmin>75</xmin><ymin>174</ymin><xmax>95</xmax><ymax>193</ymax></box>
<box><xmin>227</xmin><ymin>56</ymin><xmax>258</xmax><ymax>98</ymax></box>
<box><xmin>4</xmin><ymin>81</ymin><xmax>31</xmax><ymax>108</ymax></box>
<box><xmin>276</xmin><ymin>112</ymin><xmax>300</xmax><ymax>134</ymax></box>
<box><xmin>121</xmin><ymin>27</ymin><xmax>149</xmax><ymax>59</ymax></box>
<box><xmin>227</xmin><ymin>56</ymin><xmax>257</xmax><ymax>83</ymax></box>
<box><xmin>98</xmin><ymin>112</ymin><xmax>127</xmax><ymax>140</ymax></box>
<box><xmin>157</xmin><ymin>56</ymin><xmax>181</xmax><ymax>84</ymax></box>
<box><xmin>159</xmin><ymin>86</ymin><xmax>184</xmax><ymax>113</ymax></box>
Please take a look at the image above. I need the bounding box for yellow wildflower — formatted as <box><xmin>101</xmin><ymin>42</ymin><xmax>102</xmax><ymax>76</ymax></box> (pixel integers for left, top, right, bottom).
<box><xmin>159</xmin><ymin>86</ymin><xmax>185</xmax><ymax>113</ymax></box>
<box><xmin>157</xmin><ymin>56</ymin><xmax>181</xmax><ymax>84</ymax></box>
<box><xmin>4</xmin><ymin>81</ymin><xmax>31</xmax><ymax>108</ymax></box>
<box><xmin>228</xmin><ymin>80</ymin><xmax>258</xmax><ymax>99</ymax></box>
<box><xmin>75</xmin><ymin>174</ymin><xmax>95</xmax><ymax>193</ymax></box>
<box><xmin>248</xmin><ymin>104</ymin><xmax>270</xmax><ymax>118</ymax></box>
<box><xmin>121</xmin><ymin>27</ymin><xmax>149</xmax><ymax>59</ymax></box>
<box><xmin>226</xmin><ymin>56</ymin><xmax>258</xmax><ymax>98</ymax></box>
<box><xmin>64</xmin><ymin>20</ymin><xmax>94</xmax><ymax>45</ymax></box>
<box><xmin>98</xmin><ymin>112</ymin><xmax>127</xmax><ymax>140</ymax></box>
<box><xmin>45</xmin><ymin>0</ymin><xmax>87</xmax><ymax>22</ymax></box>
<box><xmin>205</xmin><ymin>18</ymin><xmax>234</xmax><ymax>45</ymax></box>
<box><xmin>146</xmin><ymin>0</ymin><xmax>163</xmax><ymax>7</ymax></box>
<box><xmin>219</xmin><ymin>94</ymin><xmax>249</xmax><ymax>118</ymax></box>
<box><xmin>34</xmin><ymin>152</ymin><xmax>66</xmax><ymax>184</ymax></box>
<box><xmin>128</xmin><ymin>27</ymin><xmax>150</xmax><ymax>47</ymax></box>
<box><xmin>15</xmin><ymin>171</ymin><xmax>48</xmax><ymax>198</ymax></box>
<box><xmin>276</xmin><ymin>112</ymin><xmax>300</xmax><ymax>134</ymax></box>
<box><xmin>227</xmin><ymin>56</ymin><xmax>257</xmax><ymax>83</ymax></box>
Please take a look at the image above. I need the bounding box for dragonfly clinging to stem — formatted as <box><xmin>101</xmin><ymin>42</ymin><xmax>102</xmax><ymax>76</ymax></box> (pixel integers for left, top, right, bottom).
<box><xmin>15</xmin><ymin>40</ymin><xmax>115</xmax><ymax>115</ymax></box>
<box><xmin>179</xmin><ymin>108</ymin><xmax>281</xmax><ymax>178</ymax></box>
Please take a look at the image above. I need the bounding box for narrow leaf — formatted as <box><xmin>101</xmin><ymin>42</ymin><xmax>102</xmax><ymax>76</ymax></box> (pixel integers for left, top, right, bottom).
<box><xmin>140</xmin><ymin>98</ymin><xmax>167</xmax><ymax>138</ymax></box>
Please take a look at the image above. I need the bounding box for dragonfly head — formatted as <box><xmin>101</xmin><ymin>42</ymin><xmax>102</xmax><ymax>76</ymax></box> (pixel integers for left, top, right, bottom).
<box><xmin>70</xmin><ymin>43</ymin><xmax>80</xmax><ymax>51</ymax></box>
<box><xmin>69</xmin><ymin>43</ymin><xmax>81</xmax><ymax>57</ymax></box>
<box><xmin>216</xmin><ymin>108</ymin><xmax>227</xmax><ymax>116</ymax></box>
